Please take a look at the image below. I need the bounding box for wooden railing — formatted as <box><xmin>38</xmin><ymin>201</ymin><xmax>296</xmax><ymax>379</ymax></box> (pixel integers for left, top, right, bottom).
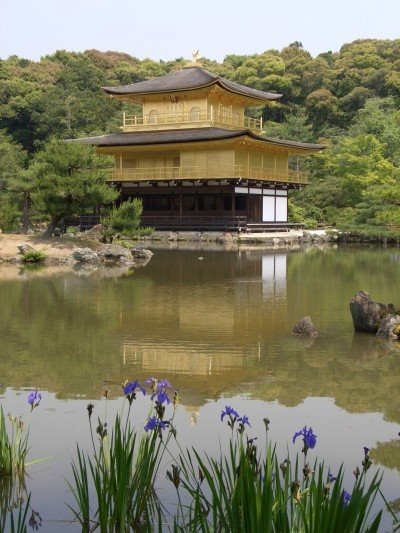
<box><xmin>105</xmin><ymin>165</ymin><xmax>306</xmax><ymax>184</ymax></box>
<box><xmin>122</xmin><ymin>110</ymin><xmax>262</xmax><ymax>132</ymax></box>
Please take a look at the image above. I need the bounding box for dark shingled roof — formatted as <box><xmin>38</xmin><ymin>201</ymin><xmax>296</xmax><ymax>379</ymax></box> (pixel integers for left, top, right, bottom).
<box><xmin>103</xmin><ymin>66</ymin><xmax>281</xmax><ymax>102</ymax></box>
<box><xmin>78</xmin><ymin>127</ymin><xmax>326</xmax><ymax>151</ymax></box>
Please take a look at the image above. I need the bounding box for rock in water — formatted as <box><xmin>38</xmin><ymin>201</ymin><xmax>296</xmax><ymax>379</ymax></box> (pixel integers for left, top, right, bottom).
<box><xmin>293</xmin><ymin>316</ymin><xmax>318</xmax><ymax>336</ymax></box>
<box><xmin>130</xmin><ymin>247</ymin><xmax>153</xmax><ymax>260</ymax></box>
<box><xmin>349</xmin><ymin>291</ymin><xmax>394</xmax><ymax>333</ymax></box>
<box><xmin>73</xmin><ymin>248</ymin><xmax>99</xmax><ymax>263</ymax></box>
<box><xmin>97</xmin><ymin>244</ymin><xmax>133</xmax><ymax>263</ymax></box>
<box><xmin>376</xmin><ymin>314</ymin><xmax>400</xmax><ymax>338</ymax></box>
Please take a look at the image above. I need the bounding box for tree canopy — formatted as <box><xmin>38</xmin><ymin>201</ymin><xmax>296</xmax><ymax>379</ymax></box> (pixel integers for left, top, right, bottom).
<box><xmin>0</xmin><ymin>39</ymin><xmax>399</xmax><ymax>234</ymax></box>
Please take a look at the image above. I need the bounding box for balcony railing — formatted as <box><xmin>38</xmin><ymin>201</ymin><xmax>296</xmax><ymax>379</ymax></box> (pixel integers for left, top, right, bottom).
<box><xmin>121</xmin><ymin>110</ymin><xmax>262</xmax><ymax>133</ymax></box>
<box><xmin>105</xmin><ymin>165</ymin><xmax>306</xmax><ymax>184</ymax></box>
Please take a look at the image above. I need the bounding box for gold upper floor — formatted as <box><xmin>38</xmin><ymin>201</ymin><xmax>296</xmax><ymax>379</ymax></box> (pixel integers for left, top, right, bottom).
<box><xmin>115</xmin><ymin>85</ymin><xmax>265</xmax><ymax>134</ymax></box>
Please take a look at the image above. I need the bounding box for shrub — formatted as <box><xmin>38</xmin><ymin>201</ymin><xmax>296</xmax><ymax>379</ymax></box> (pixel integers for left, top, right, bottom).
<box><xmin>21</xmin><ymin>250</ymin><xmax>47</xmax><ymax>263</ymax></box>
<box><xmin>102</xmin><ymin>199</ymin><xmax>145</xmax><ymax>238</ymax></box>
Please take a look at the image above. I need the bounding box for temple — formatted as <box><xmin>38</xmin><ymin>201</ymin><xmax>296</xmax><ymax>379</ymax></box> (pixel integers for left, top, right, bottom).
<box><xmin>80</xmin><ymin>64</ymin><xmax>325</xmax><ymax>231</ymax></box>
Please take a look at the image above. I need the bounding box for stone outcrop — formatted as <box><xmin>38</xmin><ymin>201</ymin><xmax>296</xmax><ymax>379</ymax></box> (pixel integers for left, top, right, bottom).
<box><xmin>73</xmin><ymin>248</ymin><xmax>99</xmax><ymax>263</ymax></box>
<box><xmin>293</xmin><ymin>316</ymin><xmax>318</xmax><ymax>336</ymax></box>
<box><xmin>130</xmin><ymin>247</ymin><xmax>153</xmax><ymax>260</ymax></box>
<box><xmin>349</xmin><ymin>291</ymin><xmax>395</xmax><ymax>333</ymax></box>
<box><xmin>217</xmin><ymin>233</ymin><xmax>234</xmax><ymax>244</ymax></box>
<box><xmin>83</xmin><ymin>224</ymin><xmax>105</xmax><ymax>242</ymax></box>
<box><xmin>17</xmin><ymin>242</ymin><xmax>34</xmax><ymax>254</ymax></box>
<box><xmin>376</xmin><ymin>314</ymin><xmax>400</xmax><ymax>339</ymax></box>
<box><xmin>97</xmin><ymin>244</ymin><xmax>133</xmax><ymax>263</ymax></box>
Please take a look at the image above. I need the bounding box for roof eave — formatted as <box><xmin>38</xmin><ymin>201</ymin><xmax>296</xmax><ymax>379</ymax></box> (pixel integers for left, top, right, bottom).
<box><xmin>102</xmin><ymin>79</ymin><xmax>282</xmax><ymax>103</ymax></box>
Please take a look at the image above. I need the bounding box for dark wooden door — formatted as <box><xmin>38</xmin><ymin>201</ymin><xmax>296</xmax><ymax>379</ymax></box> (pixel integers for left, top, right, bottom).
<box><xmin>248</xmin><ymin>196</ymin><xmax>261</xmax><ymax>222</ymax></box>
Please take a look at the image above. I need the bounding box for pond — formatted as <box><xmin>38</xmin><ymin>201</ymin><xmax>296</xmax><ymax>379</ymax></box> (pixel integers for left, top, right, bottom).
<box><xmin>1</xmin><ymin>243</ymin><xmax>400</xmax><ymax>530</ymax></box>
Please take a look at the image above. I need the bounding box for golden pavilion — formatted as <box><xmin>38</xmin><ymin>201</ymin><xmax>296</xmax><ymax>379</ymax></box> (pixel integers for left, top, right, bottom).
<box><xmin>81</xmin><ymin>64</ymin><xmax>325</xmax><ymax>231</ymax></box>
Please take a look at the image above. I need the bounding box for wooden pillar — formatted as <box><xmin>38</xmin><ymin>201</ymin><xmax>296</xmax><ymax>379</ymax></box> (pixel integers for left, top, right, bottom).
<box><xmin>179</xmin><ymin>186</ymin><xmax>183</xmax><ymax>219</ymax></box>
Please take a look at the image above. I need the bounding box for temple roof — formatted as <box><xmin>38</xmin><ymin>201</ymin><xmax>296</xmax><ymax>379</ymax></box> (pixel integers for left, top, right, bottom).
<box><xmin>78</xmin><ymin>127</ymin><xmax>326</xmax><ymax>152</ymax></box>
<box><xmin>103</xmin><ymin>66</ymin><xmax>281</xmax><ymax>102</ymax></box>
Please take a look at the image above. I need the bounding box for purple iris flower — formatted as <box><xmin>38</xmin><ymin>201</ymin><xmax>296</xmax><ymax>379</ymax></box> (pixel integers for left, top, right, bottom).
<box><xmin>328</xmin><ymin>473</ymin><xmax>336</xmax><ymax>483</ymax></box>
<box><xmin>153</xmin><ymin>390</ymin><xmax>171</xmax><ymax>404</ymax></box>
<box><xmin>342</xmin><ymin>490</ymin><xmax>351</xmax><ymax>505</ymax></box>
<box><xmin>363</xmin><ymin>447</ymin><xmax>370</xmax><ymax>456</ymax></box>
<box><xmin>238</xmin><ymin>415</ymin><xmax>251</xmax><ymax>427</ymax></box>
<box><xmin>144</xmin><ymin>416</ymin><xmax>170</xmax><ymax>432</ymax></box>
<box><xmin>220</xmin><ymin>406</ymin><xmax>239</xmax><ymax>422</ymax></box>
<box><xmin>28</xmin><ymin>391</ymin><xmax>42</xmax><ymax>410</ymax></box>
<box><xmin>293</xmin><ymin>426</ymin><xmax>317</xmax><ymax>449</ymax></box>
<box><xmin>157</xmin><ymin>379</ymin><xmax>172</xmax><ymax>389</ymax></box>
<box><xmin>123</xmin><ymin>380</ymin><xmax>146</xmax><ymax>397</ymax></box>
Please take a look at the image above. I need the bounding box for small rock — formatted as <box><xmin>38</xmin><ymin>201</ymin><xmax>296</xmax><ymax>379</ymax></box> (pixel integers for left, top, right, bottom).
<box><xmin>217</xmin><ymin>232</ymin><xmax>234</xmax><ymax>244</ymax></box>
<box><xmin>376</xmin><ymin>314</ymin><xmax>400</xmax><ymax>338</ymax></box>
<box><xmin>17</xmin><ymin>242</ymin><xmax>34</xmax><ymax>254</ymax></box>
<box><xmin>349</xmin><ymin>291</ymin><xmax>394</xmax><ymax>333</ymax></box>
<box><xmin>293</xmin><ymin>316</ymin><xmax>318</xmax><ymax>336</ymax></box>
<box><xmin>73</xmin><ymin>248</ymin><xmax>99</xmax><ymax>263</ymax></box>
<box><xmin>97</xmin><ymin>244</ymin><xmax>133</xmax><ymax>263</ymax></box>
<box><xmin>130</xmin><ymin>247</ymin><xmax>153</xmax><ymax>260</ymax></box>
<box><xmin>198</xmin><ymin>257</ymin><xmax>204</xmax><ymax>261</ymax></box>
<box><xmin>26</xmin><ymin>229</ymin><xmax>35</xmax><ymax>235</ymax></box>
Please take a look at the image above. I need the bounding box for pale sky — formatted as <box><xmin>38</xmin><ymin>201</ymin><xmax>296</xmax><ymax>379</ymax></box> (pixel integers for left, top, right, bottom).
<box><xmin>0</xmin><ymin>0</ymin><xmax>399</xmax><ymax>62</ymax></box>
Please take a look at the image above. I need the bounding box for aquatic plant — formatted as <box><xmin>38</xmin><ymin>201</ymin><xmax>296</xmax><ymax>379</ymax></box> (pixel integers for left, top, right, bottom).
<box><xmin>68</xmin><ymin>378</ymin><xmax>177</xmax><ymax>531</ymax></box>
<box><xmin>171</xmin><ymin>418</ymin><xmax>383</xmax><ymax>532</ymax></box>
<box><xmin>67</xmin><ymin>381</ymin><xmax>391</xmax><ymax>532</ymax></box>
<box><xmin>0</xmin><ymin>391</ymin><xmax>42</xmax><ymax>477</ymax></box>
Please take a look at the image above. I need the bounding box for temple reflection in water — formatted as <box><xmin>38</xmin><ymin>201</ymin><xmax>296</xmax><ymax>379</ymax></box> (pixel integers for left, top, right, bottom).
<box><xmin>121</xmin><ymin>251</ymin><xmax>287</xmax><ymax>379</ymax></box>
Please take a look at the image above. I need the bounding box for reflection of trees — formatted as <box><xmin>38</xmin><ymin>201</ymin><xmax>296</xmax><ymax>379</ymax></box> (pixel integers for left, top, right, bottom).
<box><xmin>1</xmin><ymin>245</ymin><xmax>400</xmax><ymax>424</ymax></box>
<box><xmin>0</xmin><ymin>273</ymin><xmax>152</xmax><ymax>397</ymax></box>
<box><xmin>223</xmin><ymin>333</ymin><xmax>400</xmax><ymax>423</ymax></box>
<box><xmin>371</xmin><ymin>440</ymin><xmax>400</xmax><ymax>472</ymax></box>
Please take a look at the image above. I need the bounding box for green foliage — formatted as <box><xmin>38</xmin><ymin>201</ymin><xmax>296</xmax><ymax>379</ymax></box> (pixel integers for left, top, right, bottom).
<box><xmin>0</xmin><ymin>407</ymin><xmax>29</xmax><ymax>477</ymax></box>
<box><xmin>67</xmin><ymin>408</ymin><xmax>386</xmax><ymax>532</ymax></box>
<box><xmin>68</xmin><ymin>416</ymin><xmax>162</xmax><ymax>532</ymax></box>
<box><xmin>32</xmin><ymin>140</ymin><xmax>118</xmax><ymax>232</ymax></box>
<box><xmin>175</xmin><ymin>441</ymin><xmax>382</xmax><ymax>533</ymax></box>
<box><xmin>21</xmin><ymin>250</ymin><xmax>46</xmax><ymax>263</ymax></box>
<box><xmin>102</xmin><ymin>198</ymin><xmax>144</xmax><ymax>237</ymax></box>
<box><xmin>1</xmin><ymin>41</ymin><xmax>400</xmax><ymax>237</ymax></box>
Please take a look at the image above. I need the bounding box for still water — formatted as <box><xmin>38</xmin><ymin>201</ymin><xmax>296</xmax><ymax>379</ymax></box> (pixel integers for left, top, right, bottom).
<box><xmin>1</xmin><ymin>244</ymin><xmax>400</xmax><ymax>530</ymax></box>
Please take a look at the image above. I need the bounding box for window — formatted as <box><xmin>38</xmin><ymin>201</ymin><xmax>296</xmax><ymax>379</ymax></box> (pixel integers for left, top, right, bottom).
<box><xmin>148</xmin><ymin>110</ymin><xmax>158</xmax><ymax>124</ymax></box>
<box><xmin>190</xmin><ymin>106</ymin><xmax>201</xmax><ymax>122</ymax></box>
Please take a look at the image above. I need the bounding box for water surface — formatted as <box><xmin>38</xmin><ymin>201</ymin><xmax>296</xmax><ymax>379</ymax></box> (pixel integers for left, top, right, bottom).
<box><xmin>1</xmin><ymin>244</ymin><xmax>400</xmax><ymax>530</ymax></box>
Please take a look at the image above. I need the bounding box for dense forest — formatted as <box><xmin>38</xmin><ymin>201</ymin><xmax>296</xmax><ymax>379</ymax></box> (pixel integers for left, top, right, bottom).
<box><xmin>0</xmin><ymin>39</ymin><xmax>399</xmax><ymax>234</ymax></box>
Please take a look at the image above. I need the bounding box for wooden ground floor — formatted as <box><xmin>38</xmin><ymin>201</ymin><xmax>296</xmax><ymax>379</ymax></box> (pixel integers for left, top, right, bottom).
<box><xmin>118</xmin><ymin>181</ymin><xmax>296</xmax><ymax>224</ymax></box>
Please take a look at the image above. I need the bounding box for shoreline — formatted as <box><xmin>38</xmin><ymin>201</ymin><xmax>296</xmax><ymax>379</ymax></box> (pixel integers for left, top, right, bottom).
<box><xmin>0</xmin><ymin>229</ymin><xmax>397</xmax><ymax>275</ymax></box>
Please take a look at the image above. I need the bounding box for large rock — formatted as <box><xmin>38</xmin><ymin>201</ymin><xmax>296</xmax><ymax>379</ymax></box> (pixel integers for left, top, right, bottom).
<box><xmin>73</xmin><ymin>248</ymin><xmax>99</xmax><ymax>263</ymax></box>
<box><xmin>17</xmin><ymin>242</ymin><xmax>34</xmax><ymax>254</ymax></box>
<box><xmin>97</xmin><ymin>244</ymin><xmax>133</xmax><ymax>263</ymax></box>
<box><xmin>376</xmin><ymin>314</ymin><xmax>400</xmax><ymax>339</ymax></box>
<box><xmin>84</xmin><ymin>224</ymin><xmax>105</xmax><ymax>242</ymax></box>
<box><xmin>130</xmin><ymin>247</ymin><xmax>153</xmax><ymax>260</ymax></box>
<box><xmin>293</xmin><ymin>316</ymin><xmax>318</xmax><ymax>336</ymax></box>
<box><xmin>349</xmin><ymin>291</ymin><xmax>395</xmax><ymax>333</ymax></box>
